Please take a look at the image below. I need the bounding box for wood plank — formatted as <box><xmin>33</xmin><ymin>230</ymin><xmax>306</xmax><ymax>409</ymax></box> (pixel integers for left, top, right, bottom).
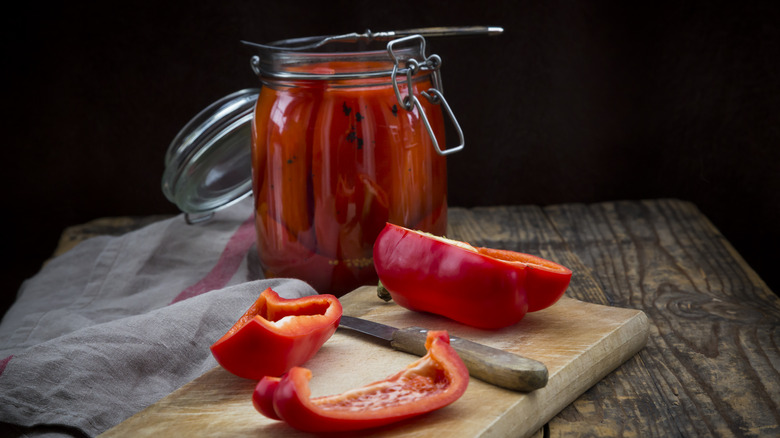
<box><xmin>56</xmin><ymin>199</ymin><xmax>780</xmax><ymax>436</ymax></box>
<box><xmin>99</xmin><ymin>286</ymin><xmax>648</xmax><ymax>438</ymax></box>
<box><xmin>542</xmin><ymin>199</ymin><xmax>780</xmax><ymax>437</ymax></box>
<box><xmin>447</xmin><ymin>206</ymin><xmax>613</xmax><ymax>306</ymax></box>
<box><xmin>449</xmin><ymin>204</ymin><xmax>675</xmax><ymax>436</ymax></box>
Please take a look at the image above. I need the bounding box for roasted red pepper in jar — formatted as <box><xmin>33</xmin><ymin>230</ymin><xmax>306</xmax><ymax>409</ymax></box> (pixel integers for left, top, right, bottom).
<box><xmin>253</xmin><ymin>330</ymin><xmax>469</xmax><ymax>432</ymax></box>
<box><xmin>210</xmin><ymin>288</ymin><xmax>342</xmax><ymax>380</ymax></box>
<box><xmin>251</xmin><ymin>60</ymin><xmax>448</xmax><ymax>297</ymax></box>
<box><xmin>373</xmin><ymin>223</ymin><xmax>572</xmax><ymax>329</ymax></box>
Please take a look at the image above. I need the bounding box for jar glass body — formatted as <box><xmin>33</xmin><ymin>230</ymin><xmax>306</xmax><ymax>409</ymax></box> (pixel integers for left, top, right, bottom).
<box><xmin>251</xmin><ymin>53</ymin><xmax>448</xmax><ymax>295</ymax></box>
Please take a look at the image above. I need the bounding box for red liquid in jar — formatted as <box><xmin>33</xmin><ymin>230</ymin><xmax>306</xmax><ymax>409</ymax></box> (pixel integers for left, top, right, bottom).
<box><xmin>251</xmin><ymin>63</ymin><xmax>447</xmax><ymax>296</ymax></box>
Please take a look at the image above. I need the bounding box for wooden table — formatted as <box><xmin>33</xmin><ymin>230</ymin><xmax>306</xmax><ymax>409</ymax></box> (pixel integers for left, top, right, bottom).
<box><xmin>57</xmin><ymin>198</ymin><xmax>779</xmax><ymax>437</ymax></box>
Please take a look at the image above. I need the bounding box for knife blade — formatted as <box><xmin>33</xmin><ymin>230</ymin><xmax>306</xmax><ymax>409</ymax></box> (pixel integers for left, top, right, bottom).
<box><xmin>338</xmin><ymin>315</ymin><xmax>548</xmax><ymax>392</ymax></box>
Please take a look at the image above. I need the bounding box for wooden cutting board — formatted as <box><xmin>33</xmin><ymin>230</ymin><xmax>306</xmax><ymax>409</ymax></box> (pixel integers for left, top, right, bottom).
<box><xmin>100</xmin><ymin>286</ymin><xmax>648</xmax><ymax>438</ymax></box>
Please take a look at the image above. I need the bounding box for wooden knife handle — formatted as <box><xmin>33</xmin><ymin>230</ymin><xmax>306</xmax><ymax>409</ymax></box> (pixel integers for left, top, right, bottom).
<box><xmin>391</xmin><ymin>327</ymin><xmax>548</xmax><ymax>392</ymax></box>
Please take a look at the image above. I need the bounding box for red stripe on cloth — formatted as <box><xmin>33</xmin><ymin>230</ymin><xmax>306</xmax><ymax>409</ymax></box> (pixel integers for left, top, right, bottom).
<box><xmin>170</xmin><ymin>214</ymin><xmax>256</xmax><ymax>304</ymax></box>
<box><xmin>0</xmin><ymin>355</ymin><xmax>12</xmax><ymax>377</ymax></box>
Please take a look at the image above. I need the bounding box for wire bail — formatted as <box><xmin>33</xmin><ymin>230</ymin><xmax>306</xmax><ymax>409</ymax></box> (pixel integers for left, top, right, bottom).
<box><xmin>387</xmin><ymin>35</ymin><xmax>465</xmax><ymax>156</ymax></box>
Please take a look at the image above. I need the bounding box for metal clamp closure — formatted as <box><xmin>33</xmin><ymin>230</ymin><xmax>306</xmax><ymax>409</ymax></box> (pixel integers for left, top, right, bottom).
<box><xmin>387</xmin><ymin>35</ymin><xmax>464</xmax><ymax>156</ymax></box>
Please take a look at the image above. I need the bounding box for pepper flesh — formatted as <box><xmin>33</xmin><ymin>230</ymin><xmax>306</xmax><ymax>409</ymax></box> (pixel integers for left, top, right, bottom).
<box><xmin>473</xmin><ymin>247</ymin><xmax>573</xmax><ymax>312</ymax></box>
<box><xmin>253</xmin><ymin>330</ymin><xmax>469</xmax><ymax>432</ymax></box>
<box><xmin>210</xmin><ymin>288</ymin><xmax>342</xmax><ymax>380</ymax></box>
<box><xmin>373</xmin><ymin>223</ymin><xmax>572</xmax><ymax>329</ymax></box>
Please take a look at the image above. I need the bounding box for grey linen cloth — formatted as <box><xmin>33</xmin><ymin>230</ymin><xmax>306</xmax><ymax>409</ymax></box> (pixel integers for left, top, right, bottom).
<box><xmin>0</xmin><ymin>197</ymin><xmax>318</xmax><ymax>437</ymax></box>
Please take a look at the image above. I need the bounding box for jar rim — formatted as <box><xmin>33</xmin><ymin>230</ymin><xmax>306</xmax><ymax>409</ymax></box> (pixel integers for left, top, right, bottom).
<box><xmin>245</xmin><ymin>40</ymin><xmax>423</xmax><ymax>80</ymax></box>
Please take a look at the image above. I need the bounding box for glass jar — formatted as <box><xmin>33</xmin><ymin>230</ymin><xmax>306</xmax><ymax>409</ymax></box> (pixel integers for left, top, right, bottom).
<box><xmin>250</xmin><ymin>37</ymin><xmax>459</xmax><ymax>295</ymax></box>
<box><xmin>162</xmin><ymin>33</ymin><xmax>466</xmax><ymax>297</ymax></box>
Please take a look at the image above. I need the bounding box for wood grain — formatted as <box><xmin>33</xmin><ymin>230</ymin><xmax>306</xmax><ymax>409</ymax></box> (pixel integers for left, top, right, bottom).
<box><xmin>99</xmin><ymin>287</ymin><xmax>648</xmax><ymax>438</ymax></box>
<box><xmin>443</xmin><ymin>199</ymin><xmax>780</xmax><ymax>437</ymax></box>
<box><xmin>544</xmin><ymin>200</ymin><xmax>780</xmax><ymax>437</ymax></box>
<box><xmin>57</xmin><ymin>198</ymin><xmax>779</xmax><ymax>437</ymax></box>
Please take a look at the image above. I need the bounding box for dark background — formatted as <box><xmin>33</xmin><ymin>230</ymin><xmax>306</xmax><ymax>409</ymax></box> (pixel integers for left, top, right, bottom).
<box><xmin>4</xmin><ymin>1</ymin><xmax>779</xmax><ymax>318</ymax></box>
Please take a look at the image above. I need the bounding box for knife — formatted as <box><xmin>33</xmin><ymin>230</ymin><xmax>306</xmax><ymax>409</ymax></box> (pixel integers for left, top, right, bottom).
<box><xmin>339</xmin><ymin>315</ymin><xmax>548</xmax><ymax>392</ymax></box>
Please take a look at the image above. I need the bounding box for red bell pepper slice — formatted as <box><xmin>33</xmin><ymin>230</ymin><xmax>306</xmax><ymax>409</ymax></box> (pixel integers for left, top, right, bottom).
<box><xmin>210</xmin><ymin>288</ymin><xmax>342</xmax><ymax>380</ymax></box>
<box><xmin>373</xmin><ymin>223</ymin><xmax>572</xmax><ymax>329</ymax></box>
<box><xmin>253</xmin><ymin>330</ymin><xmax>469</xmax><ymax>432</ymax></box>
<box><xmin>473</xmin><ymin>247</ymin><xmax>573</xmax><ymax>312</ymax></box>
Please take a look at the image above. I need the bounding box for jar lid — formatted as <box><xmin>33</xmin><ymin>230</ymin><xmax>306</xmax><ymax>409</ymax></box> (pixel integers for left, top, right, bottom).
<box><xmin>162</xmin><ymin>88</ymin><xmax>260</xmax><ymax>223</ymax></box>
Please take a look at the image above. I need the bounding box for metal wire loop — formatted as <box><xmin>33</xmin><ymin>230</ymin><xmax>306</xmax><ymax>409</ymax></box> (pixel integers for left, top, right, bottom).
<box><xmin>387</xmin><ymin>34</ymin><xmax>464</xmax><ymax>156</ymax></box>
<box><xmin>421</xmin><ymin>89</ymin><xmax>441</xmax><ymax>104</ymax></box>
<box><xmin>426</xmin><ymin>54</ymin><xmax>442</xmax><ymax>69</ymax></box>
<box><xmin>418</xmin><ymin>88</ymin><xmax>465</xmax><ymax>155</ymax></box>
<box><xmin>406</xmin><ymin>58</ymin><xmax>421</xmax><ymax>73</ymax></box>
